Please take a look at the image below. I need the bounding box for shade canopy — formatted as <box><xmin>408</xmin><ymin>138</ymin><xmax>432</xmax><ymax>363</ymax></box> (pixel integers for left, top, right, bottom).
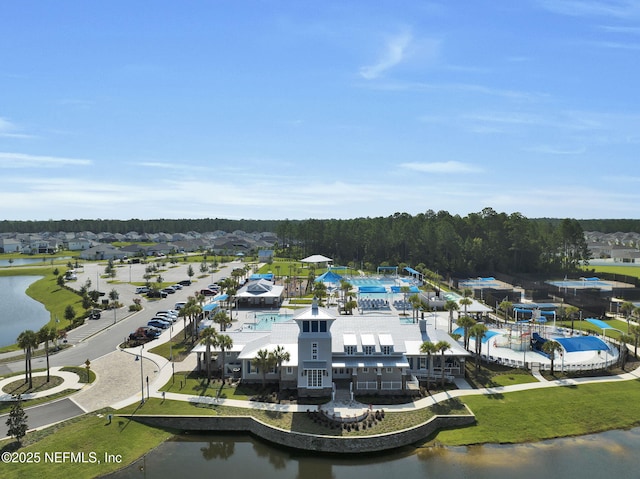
<box><xmin>300</xmin><ymin>254</ymin><xmax>333</xmax><ymax>264</ymax></box>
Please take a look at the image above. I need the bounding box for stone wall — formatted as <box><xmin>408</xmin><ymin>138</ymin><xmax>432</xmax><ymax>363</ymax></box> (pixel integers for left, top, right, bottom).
<box><xmin>122</xmin><ymin>412</ymin><xmax>476</xmax><ymax>453</ymax></box>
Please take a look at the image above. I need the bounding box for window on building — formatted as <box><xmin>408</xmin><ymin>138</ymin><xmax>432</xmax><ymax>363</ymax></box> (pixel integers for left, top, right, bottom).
<box><xmin>386</xmin><ymin>367</ymin><xmax>393</xmax><ymax>373</ymax></box>
<box><xmin>307</xmin><ymin>369</ymin><xmax>323</xmax><ymax>388</ymax></box>
<box><xmin>311</xmin><ymin>342</ymin><xmax>318</xmax><ymax>360</ymax></box>
<box><xmin>345</xmin><ymin>345</ymin><xmax>356</xmax><ymax>355</ymax></box>
<box><xmin>311</xmin><ymin>321</ymin><xmax>319</xmax><ymax>332</ymax></box>
<box><xmin>419</xmin><ymin>357</ymin><xmax>427</xmax><ymax>369</ymax></box>
<box><xmin>302</xmin><ymin>321</ymin><xmax>310</xmax><ymax>333</ymax></box>
<box><xmin>362</xmin><ymin>367</ymin><xmax>369</xmax><ymax>373</ymax></box>
<box><xmin>381</xmin><ymin>345</ymin><xmax>392</xmax><ymax>355</ymax></box>
<box><xmin>320</xmin><ymin>321</ymin><xmax>327</xmax><ymax>332</ymax></box>
<box><xmin>363</xmin><ymin>345</ymin><xmax>374</xmax><ymax>355</ymax></box>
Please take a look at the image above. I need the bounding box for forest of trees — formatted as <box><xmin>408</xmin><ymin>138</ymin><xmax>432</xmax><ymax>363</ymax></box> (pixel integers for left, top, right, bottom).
<box><xmin>275</xmin><ymin>208</ymin><xmax>590</xmax><ymax>276</ymax></box>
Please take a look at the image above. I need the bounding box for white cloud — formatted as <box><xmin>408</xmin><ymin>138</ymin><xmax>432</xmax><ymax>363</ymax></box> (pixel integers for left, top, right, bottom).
<box><xmin>537</xmin><ymin>0</ymin><xmax>640</xmax><ymax>18</ymax></box>
<box><xmin>0</xmin><ymin>117</ymin><xmax>32</xmax><ymax>139</ymax></box>
<box><xmin>0</xmin><ymin>152</ymin><xmax>92</xmax><ymax>168</ymax></box>
<box><xmin>359</xmin><ymin>30</ymin><xmax>413</xmax><ymax>80</ymax></box>
<box><xmin>400</xmin><ymin>161</ymin><xmax>483</xmax><ymax>174</ymax></box>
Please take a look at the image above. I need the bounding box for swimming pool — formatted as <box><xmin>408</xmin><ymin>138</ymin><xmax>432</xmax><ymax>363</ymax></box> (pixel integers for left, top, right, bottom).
<box><xmin>244</xmin><ymin>312</ymin><xmax>295</xmax><ymax>331</ymax></box>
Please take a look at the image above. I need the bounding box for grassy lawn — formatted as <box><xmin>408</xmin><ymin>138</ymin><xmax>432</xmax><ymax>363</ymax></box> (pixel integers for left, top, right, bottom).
<box><xmin>158</xmin><ymin>372</ymin><xmax>260</xmax><ymax>401</ymax></box>
<box><xmin>584</xmin><ymin>264</ymin><xmax>640</xmax><ymax>278</ymax></box>
<box><xmin>115</xmin><ymin>396</ymin><xmax>469</xmax><ymax>437</ymax></box>
<box><xmin>0</xmin><ymin>410</ymin><xmax>175</xmax><ymax>479</ymax></box>
<box><xmin>147</xmin><ymin>335</ymin><xmax>194</xmax><ymax>361</ymax></box>
<box><xmin>556</xmin><ymin>318</ymin><xmax>630</xmax><ymax>340</ymax></box>
<box><xmin>463</xmin><ymin>362</ymin><xmax>538</xmax><ymax>388</ymax></box>
<box><xmin>432</xmin><ymin>379</ymin><xmax>640</xmax><ymax>446</ymax></box>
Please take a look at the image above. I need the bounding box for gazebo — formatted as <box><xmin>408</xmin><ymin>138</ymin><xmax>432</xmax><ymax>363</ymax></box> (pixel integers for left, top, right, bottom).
<box><xmin>300</xmin><ymin>254</ymin><xmax>333</xmax><ymax>268</ymax></box>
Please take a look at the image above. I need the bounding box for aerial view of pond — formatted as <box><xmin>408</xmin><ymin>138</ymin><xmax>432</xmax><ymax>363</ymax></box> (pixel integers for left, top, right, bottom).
<box><xmin>0</xmin><ymin>276</ymin><xmax>48</xmax><ymax>347</ymax></box>
<box><xmin>109</xmin><ymin>427</ymin><xmax>640</xmax><ymax>479</ymax></box>
<box><xmin>0</xmin><ymin>256</ymin><xmax>71</xmax><ymax>267</ymax></box>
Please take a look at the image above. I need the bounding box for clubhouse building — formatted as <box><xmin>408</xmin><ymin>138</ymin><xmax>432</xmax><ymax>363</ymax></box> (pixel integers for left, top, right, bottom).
<box><xmin>194</xmin><ymin>300</ymin><xmax>470</xmax><ymax>398</ymax></box>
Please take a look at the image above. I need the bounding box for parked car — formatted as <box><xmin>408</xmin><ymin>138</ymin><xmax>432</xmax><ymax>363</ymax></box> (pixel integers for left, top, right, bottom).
<box><xmin>147</xmin><ymin>290</ymin><xmax>168</xmax><ymax>298</ymax></box>
<box><xmin>135</xmin><ymin>286</ymin><xmax>150</xmax><ymax>294</ymax></box>
<box><xmin>155</xmin><ymin>312</ymin><xmax>177</xmax><ymax>322</ymax></box>
<box><xmin>148</xmin><ymin>319</ymin><xmax>170</xmax><ymax>329</ymax></box>
<box><xmin>174</xmin><ymin>301</ymin><xmax>187</xmax><ymax>310</ymax></box>
<box><xmin>178</xmin><ymin>279</ymin><xmax>191</xmax><ymax>286</ymax></box>
<box><xmin>162</xmin><ymin>287</ymin><xmax>176</xmax><ymax>294</ymax></box>
<box><xmin>200</xmin><ymin>288</ymin><xmax>216</xmax><ymax>296</ymax></box>
<box><xmin>89</xmin><ymin>309</ymin><xmax>101</xmax><ymax>320</ymax></box>
<box><xmin>207</xmin><ymin>284</ymin><xmax>220</xmax><ymax>291</ymax></box>
<box><xmin>171</xmin><ymin>284</ymin><xmax>182</xmax><ymax>290</ymax></box>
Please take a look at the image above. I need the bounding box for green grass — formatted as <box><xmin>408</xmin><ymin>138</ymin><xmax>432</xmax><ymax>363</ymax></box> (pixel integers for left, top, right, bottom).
<box><xmin>158</xmin><ymin>373</ymin><xmax>259</xmax><ymax>401</ymax></box>
<box><xmin>432</xmin><ymin>379</ymin><xmax>640</xmax><ymax>446</ymax></box>
<box><xmin>147</xmin><ymin>336</ymin><xmax>195</xmax><ymax>361</ymax></box>
<box><xmin>463</xmin><ymin>362</ymin><xmax>538</xmax><ymax>388</ymax></box>
<box><xmin>0</xmin><ymin>410</ymin><xmax>175</xmax><ymax>479</ymax></box>
<box><xmin>584</xmin><ymin>264</ymin><xmax>640</xmax><ymax>279</ymax></box>
<box><xmin>115</xmin><ymin>397</ymin><xmax>470</xmax><ymax>437</ymax></box>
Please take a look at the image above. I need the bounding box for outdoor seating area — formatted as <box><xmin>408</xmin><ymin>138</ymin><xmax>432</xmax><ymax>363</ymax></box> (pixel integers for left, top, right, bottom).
<box><xmin>358</xmin><ymin>298</ymin><xmax>390</xmax><ymax>311</ymax></box>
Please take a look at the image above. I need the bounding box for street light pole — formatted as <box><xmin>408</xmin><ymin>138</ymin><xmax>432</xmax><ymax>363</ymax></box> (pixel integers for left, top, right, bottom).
<box><xmin>139</xmin><ymin>344</ymin><xmax>145</xmax><ymax>404</ymax></box>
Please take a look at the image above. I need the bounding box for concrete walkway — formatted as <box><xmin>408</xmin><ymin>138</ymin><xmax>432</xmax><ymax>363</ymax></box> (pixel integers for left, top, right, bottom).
<box><xmin>0</xmin><ymin>367</ymin><xmax>85</xmax><ymax>402</ymax></box>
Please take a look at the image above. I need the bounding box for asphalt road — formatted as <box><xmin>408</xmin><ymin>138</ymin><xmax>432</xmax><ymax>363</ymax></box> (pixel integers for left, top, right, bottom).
<box><xmin>0</xmin><ymin>398</ymin><xmax>85</xmax><ymax>438</ymax></box>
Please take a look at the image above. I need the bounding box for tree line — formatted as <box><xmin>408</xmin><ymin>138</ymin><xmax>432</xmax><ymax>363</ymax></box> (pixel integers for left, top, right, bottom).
<box><xmin>275</xmin><ymin>208</ymin><xmax>590</xmax><ymax>276</ymax></box>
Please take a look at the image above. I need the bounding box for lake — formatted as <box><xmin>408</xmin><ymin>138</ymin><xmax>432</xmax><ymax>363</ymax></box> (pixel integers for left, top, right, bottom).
<box><xmin>0</xmin><ymin>276</ymin><xmax>48</xmax><ymax>347</ymax></box>
<box><xmin>108</xmin><ymin>427</ymin><xmax>640</xmax><ymax>479</ymax></box>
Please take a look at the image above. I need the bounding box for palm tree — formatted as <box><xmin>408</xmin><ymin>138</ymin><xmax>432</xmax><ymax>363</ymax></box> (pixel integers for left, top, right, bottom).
<box><xmin>459</xmin><ymin>296</ymin><xmax>473</xmax><ymax>319</ymax></box>
<box><xmin>180</xmin><ymin>297</ymin><xmax>198</xmax><ymax>341</ymax></box>
<box><xmin>541</xmin><ymin>340</ymin><xmax>563</xmax><ymax>375</ymax></box>
<box><xmin>200</xmin><ymin>327</ymin><xmax>218</xmax><ymax>381</ymax></box>
<box><xmin>408</xmin><ymin>293</ymin><xmax>421</xmax><ymax>323</ymax></box>
<box><xmin>564</xmin><ymin>305</ymin><xmax>579</xmax><ymax>332</ymax></box>
<box><xmin>339</xmin><ymin>279</ymin><xmax>352</xmax><ymax>305</ymax></box>
<box><xmin>620</xmin><ymin>301</ymin><xmax>635</xmax><ymax>327</ymax></box>
<box><xmin>435</xmin><ymin>340</ymin><xmax>451</xmax><ymax>389</ymax></box>
<box><xmin>271</xmin><ymin>345</ymin><xmax>291</xmax><ymax>395</ymax></box>
<box><xmin>498</xmin><ymin>300</ymin><xmax>513</xmax><ymax>325</ymax></box>
<box><xmin>419</xmin><ymin>341</ymin><xmax>438</xmax><ymax>392</ymax></box>
<box><xmin>212</xmin><ymin>309</ymin><xmax>232</xmax><ymax>332</ymax></box>
<box><xmin>252</xmin><ymin>348</ymin><xmax>275</xmax><ymax>390</ymax></box>
<box><xmin>17</xmin><ymin>330</ymin><xmax>38</xmax><ymax>389</ymax></box>
<box><xmin>217</xmin><ymin>334</ymin><xmax>233</xmax><ymax>381</ymax></box>
<box><xmin>457</xmin><ymin>315</ymin><xmax>476</xmax><ymax>351</ymax></box>
<box><xmin>37</xmin><ymin>325</ymin><xmax>58</xmax><ymax>382</ymax></box>
<box><xmin>444</xmin><ymin>300</ymin><xmax>459</xmax><ymax>334</ymax></box>
<box><xmin>400</xmin><ymin>286</ymin><xmax>411</xmax><ymax>315</ymax></box>
<box><xmin>469</xmin><ymin>323</ymin><xmax>488</xmax><ymax>373</ymax></box>
<box><xmin>618</xmin><ymin>333</ymin><xmax>633</xmax><ymax>370</ymax></box>
<box><xmin>629</xmin><ymin>324</ymin><xmax>640</xmax><ymax>359</ymax></box>
<box><xmin>312</xmin><ymin>281</ymin><xmax>327</xmax><ymax>305</ymax></box>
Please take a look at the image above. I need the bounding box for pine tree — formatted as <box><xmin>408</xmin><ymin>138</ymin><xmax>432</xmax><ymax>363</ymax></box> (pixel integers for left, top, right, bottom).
<box><xmin>6</xmin><ymin>395</ymin><xmax>28</xmax><ymax>445</ymax></box>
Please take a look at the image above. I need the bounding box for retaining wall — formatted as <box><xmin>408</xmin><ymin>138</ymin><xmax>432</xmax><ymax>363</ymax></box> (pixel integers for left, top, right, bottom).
<box><xmin>122</xmin><ymin>411</ymin><xmax>476</xmax><ymax>453</ymax></box>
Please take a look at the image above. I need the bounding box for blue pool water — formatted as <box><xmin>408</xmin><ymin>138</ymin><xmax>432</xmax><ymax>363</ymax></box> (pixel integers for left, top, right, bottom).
<box><xmin>245</xmin><ymin>312</ymin><xmax>295</xmax><ymax>331</ymax></box>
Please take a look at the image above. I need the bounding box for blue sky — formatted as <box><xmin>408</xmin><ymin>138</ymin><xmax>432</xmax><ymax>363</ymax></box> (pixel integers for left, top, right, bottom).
<box><xmin>2</xmin><ymin>1</ymin><xmax>640</xmax><ymax>221</ymax></box>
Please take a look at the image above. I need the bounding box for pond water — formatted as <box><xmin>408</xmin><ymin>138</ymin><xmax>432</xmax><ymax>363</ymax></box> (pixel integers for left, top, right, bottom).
<box><xmin>108</xmin><ymin>427</ymin><xmax>640</xmax><ymax>479</ymax></box>
<box><xmin>0</xmin><ymin>256</ymin><xmax>71</xmax><ymax>267</ymax></box>
<box><xmin>0</xmin><ymin>276</ymin><xmax>48</xmax><ymax>347</ymax></box>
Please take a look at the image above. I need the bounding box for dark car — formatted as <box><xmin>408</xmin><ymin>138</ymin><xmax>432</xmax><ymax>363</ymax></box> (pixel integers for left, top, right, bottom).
<box><xmin>89</xmin><ymin>309</ymin><xmax>101</xmax><ymax>320</ymax></box>
<box><xmin>162</xmin><ymin>287</ymin><xmax>176</xmax><ymax>294</ymax></box>
<box><xmin>147</xmin><ymin>290</ymin><xmax>168</xmax><ymax>298</ymax></box>
<box><xmin>178</xmin><ymin>280</ymin><xmax>191</xmax><ymax>286</ymax></box>
<box><xmin>200</xmin><ymin>288</ymin><xmax>216</xmax><ymax>296</ymax></box>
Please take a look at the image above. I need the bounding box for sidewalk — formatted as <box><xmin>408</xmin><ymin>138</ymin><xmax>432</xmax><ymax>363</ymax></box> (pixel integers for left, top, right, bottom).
<box><xmin>0</xmin><ymin>367</ymin><xmax>85</xmax><ymax>402</ymax></box>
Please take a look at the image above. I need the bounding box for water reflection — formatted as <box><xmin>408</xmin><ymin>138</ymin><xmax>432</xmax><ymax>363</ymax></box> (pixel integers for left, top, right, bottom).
<box><xmin>108</xmin><ymin>428</ymin><xmax>640</xmax><ymax>479</ymax></box>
